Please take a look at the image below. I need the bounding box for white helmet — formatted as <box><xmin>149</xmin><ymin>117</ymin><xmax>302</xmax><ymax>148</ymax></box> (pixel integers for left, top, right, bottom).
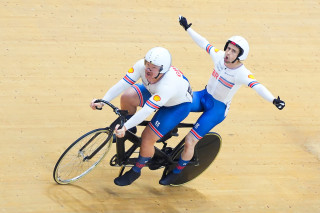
<box><xmin>145</xmin><ymin>47</ymin><xmax>172</xmax><ymax>74</ymax></box>
<box><xmin>224</xmin><ymin>36</ymin><xmax>249</xmax><ymax>61</ymax></box>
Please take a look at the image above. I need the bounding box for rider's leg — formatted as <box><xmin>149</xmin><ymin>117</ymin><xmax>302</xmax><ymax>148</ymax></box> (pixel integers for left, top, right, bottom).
<box><xmin>115</xmin><ymin>102</ymin><xmax>192</xmax><ymax>186</ymax></box>
<box><xmin>181</xmin><ymin>132</ymin><xmax>199</xmax><ymax>161</ymax></box>
<box><xmin>120</xmin><ymin>86</ymin><xmax>140</xmax><ymax>115</ymax></box>
<box><xmin>120</xmin><ymin>87</ymin><xmax>140</xmax><ymax>134</ymax></box>
<box><xmin>172</xmin><ymin>132</ymin><xmax>199</xmax><ymax>173</ymax></box>
<box><xmin>159</xmin><ymin>132</ymin><xmax>198</xmax><ymax>185</ymax></box>
<box><xmin>114</xmin><ymin>126</ymin><xmax>159</xmax><ymax>186</ymax></box>
<box><xmin>160</xmin><ymin>94</ymin><xmax>227</xmax><ymax>185</ymax></box>
<box><xmin>139</xmin><ymin>125</ymin><xmax>159</xmax><ymax>157</ymax></box>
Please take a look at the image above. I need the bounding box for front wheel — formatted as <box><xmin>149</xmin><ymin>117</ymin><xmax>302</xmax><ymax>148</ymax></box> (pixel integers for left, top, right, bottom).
<box><xmin>53</xmin><ymin>128</ymin><xmax>113</xmax><ymax>184</ymax></box>
<box><xmin>163</xmin><ymin>132</ymin><xmax>222</xmax><ymax>186</ymax></box>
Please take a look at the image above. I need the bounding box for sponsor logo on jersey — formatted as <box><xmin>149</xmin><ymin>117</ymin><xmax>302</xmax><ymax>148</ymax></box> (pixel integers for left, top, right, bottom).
<box><xmin>149</xmin><ymin>122</ymin><xmax>163</xmax><ymax>138</ymax></box>
<box><xmin>248</xmin><ymin>74</ymin><xmax>255</xmax><ymax>79</ymax></box>
<box><xmin>128</xmin><ymin>67</ymin><xmax>134</xmax><ymax>73</ymax></box>
<box><xmin>153</xmin><ymin>95</ymin><xmax>161</xmax><ymax>102</ymax></box>
<box><xmin>214</xmin><ymin>48</ymin><xmax>219</xmax><ymax>53</ymax></box>
<box><xmin>155</xmin><ymin>120</ymin><xmax>160</xmax><ymax>127</ymax></box>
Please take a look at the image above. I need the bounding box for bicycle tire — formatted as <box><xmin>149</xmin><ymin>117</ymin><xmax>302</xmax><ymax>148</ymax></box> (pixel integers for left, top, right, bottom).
<box><xmin>163</xmin><ymin>132</ymin><xmax>222</xmax><ymax>186</ymax></box>
<box><xmin>53</xmin><ymin>128</ymin><xmax>113</xmax><ymax>184</ymax></box>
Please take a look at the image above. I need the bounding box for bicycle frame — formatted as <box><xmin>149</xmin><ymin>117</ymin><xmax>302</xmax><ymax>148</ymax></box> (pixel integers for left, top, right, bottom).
<box><xmin>111</xmin><ymin>122</ymin><xmax>196</xmax><ymax>170</ymax></box>
<box><xmin>91</xmin><ymin>99</ymin><xmax>197</xmax><ymax>171</ymax></box>
<box><xmin>53</xmin><ymin>99</ymin><xmax>221</xmax><ymax>185</ymax></box>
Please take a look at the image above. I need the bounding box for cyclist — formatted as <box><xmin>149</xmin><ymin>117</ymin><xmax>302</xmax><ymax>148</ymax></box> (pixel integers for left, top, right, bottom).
<box><xmin>90</xmin><ymin>47</ymin><xmax>193</xmax><ymax>186</ymax></box>
<box><xmin>158</xmin><ymin>16</ymin><xmax>286</xmax><ymax>185</ymax></box>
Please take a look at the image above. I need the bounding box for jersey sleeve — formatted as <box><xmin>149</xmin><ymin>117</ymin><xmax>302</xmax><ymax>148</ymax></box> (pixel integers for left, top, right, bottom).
<box><xmin>237</xmin><ymin>72</ymin><xmax>275</xmax><ymax>103</ymax></box>
<box><xmin>252</xmin><ymin>84</ymin><xmax>275</xmax><ymax>103</ymax></box>
<box><xmin>123</xmin><ymin>104</ymin><xmax>155</xmax><ymax>131</ymax></box>
<box><xmin>123</xmin><ymin>85</ymin><xmax>174</xmax><ymax>130</ymax></box>
<box><xmin>102</xmin><ymin>59</ymin><xmax>143</xmax><ymax>102</ymax></box>
<box><xmin>187</xmin><ymin>28</ymin><xmax>210</xmax><ymax>50</ymax></box>
<box><xmin>187</xmin><ymin>28</ymin><xmax>224</xmax><ymax>64</ymax></box>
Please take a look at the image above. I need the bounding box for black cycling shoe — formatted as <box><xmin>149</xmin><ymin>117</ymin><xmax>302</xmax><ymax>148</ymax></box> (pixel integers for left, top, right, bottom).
<box><xmin>114</xmin><ymin>168</ymin><xmax>140</xmax><ymax>186</ymax></box>
<box><xmin>159</xmin><ymin>172</ymin><xmax>180</xmax><ymax>186</ymax></box>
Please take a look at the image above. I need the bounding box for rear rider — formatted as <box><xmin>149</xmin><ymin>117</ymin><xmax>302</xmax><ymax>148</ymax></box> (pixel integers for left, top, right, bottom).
<box><xmin>90</xmin><ymin>47</ymin><xmax>193</xmax><ymax>186</ymax></box>
<box><xmin>158</xmin><ymin>16</ymin><xmax>286</xmax><ymax>185</ymax></box>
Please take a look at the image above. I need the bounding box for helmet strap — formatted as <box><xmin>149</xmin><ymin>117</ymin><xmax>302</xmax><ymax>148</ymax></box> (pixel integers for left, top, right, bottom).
<box><xmin>232</xmin><ymin>58</ymin><xmax>239</xmax><ymax>63</ymax></box>
<box><xmin>154</xmin><ymin>72</ymin><xmax>161</xmax><ymax>79</ymax></box>
<box><xmin>154</xmin><ymin>65</ymin><xmax>163</xmax><ymax>79</ymax></box>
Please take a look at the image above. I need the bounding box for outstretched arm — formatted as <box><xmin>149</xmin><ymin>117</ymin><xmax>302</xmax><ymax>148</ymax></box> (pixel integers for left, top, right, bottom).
<box><xmin>179</xmin><ymin>15</ymin><xmax>210</xmax><ymax>50</ymax></box>
<box><xmin>252</xmin><ymin>84</ymin><xmax>285</xmax><ymax>110</ymax></box>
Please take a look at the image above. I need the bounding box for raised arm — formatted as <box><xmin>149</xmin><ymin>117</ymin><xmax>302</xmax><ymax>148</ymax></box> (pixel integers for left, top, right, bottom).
<box><xmin>179</xmin><ymin>15</ymin><xmax>210</xmax><ymax>50</ymax></box>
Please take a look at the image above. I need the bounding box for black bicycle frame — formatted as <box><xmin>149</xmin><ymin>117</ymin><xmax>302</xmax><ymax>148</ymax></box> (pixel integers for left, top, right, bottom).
<box><xmin>83</xmin><ymin>116</ymin><xmax>125</xmax><ymax>161</ymax></box>
<box><xmin>86</xmin><ymin>99</ymin><xmax>196</xmax><ymax>167</ymax></box>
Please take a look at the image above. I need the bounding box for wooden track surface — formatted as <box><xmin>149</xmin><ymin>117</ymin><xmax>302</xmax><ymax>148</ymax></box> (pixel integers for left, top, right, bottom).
<box><xmin>1</xmin><ymin>1</ymin><xmax>319</xmax><ymax>212</ymax></box>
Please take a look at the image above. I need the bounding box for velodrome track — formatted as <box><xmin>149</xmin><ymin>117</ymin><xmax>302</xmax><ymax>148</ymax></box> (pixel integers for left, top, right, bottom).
<box><xmin>1</xmin><ymin>1</ymin><xmax>319</xmax><ymax>212</ymax></box>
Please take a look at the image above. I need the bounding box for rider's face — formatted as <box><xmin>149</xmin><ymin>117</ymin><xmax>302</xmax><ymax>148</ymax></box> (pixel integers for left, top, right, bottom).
<box><xmin>224</xmin><ymin>43</ymin><xmax>240</xmax><ymax>64</ymax></box>
<box><xmin>144</xmin><ymin>61</ymin><xmax>161</xmax><ymax>83</ymax></box>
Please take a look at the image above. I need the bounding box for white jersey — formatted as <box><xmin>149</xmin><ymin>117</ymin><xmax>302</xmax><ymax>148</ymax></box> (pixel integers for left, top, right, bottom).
<box><xmin>102</xmin><ymin>59</ymin><xmax>192</xmax><ymax>130</ymax></box>
<box><xmin>187</xmin><ymin>28</ymin><xmax>275</xmax><ymax>107</ymax></box>
<box><xmin>128</xmin><ymin>59</ymin><xmax>193</xmax><ymax>106</ymax></box>
<box><xmin>206</xmin><ymin>49</ymin><xmax>257</xmax><ymax>105</ymax></box>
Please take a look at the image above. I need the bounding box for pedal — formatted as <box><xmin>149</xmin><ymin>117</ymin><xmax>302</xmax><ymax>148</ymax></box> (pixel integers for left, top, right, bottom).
<box><xmin>162</xmin><ymin>147</ymin><xmax>173</xmax><ymax>155</ymax></box>
<box><xmin>148</xmin><ymin>157</ymin><xmax>164</xmax><ymax>170</ymax></box>
<box><xmin>148</xmin><ymin>163</ymin><xmax>162</xmax><ymax>170</ymax></box>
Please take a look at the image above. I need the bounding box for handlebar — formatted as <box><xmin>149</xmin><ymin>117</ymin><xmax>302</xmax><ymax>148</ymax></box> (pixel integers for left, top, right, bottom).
<box><xmin>93</xmin><ymin>99</ymin><xmax>194</xmax><ymax>130</ymax></box>
<box><xmin>94</xmin><ymin>99</ymin><xmax>128</xmax><ymax>129</ymax></box>
<box><xmin>94</xmin><ymin>99</ymin><xmax>123</xmax><ymax>116</ymax></box>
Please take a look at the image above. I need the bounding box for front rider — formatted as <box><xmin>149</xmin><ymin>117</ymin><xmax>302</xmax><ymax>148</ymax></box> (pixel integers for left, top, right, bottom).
<box><xmin>90</xmin><ymin>47</ymin><xmax>193</xmax><ymax>186</ymax></box>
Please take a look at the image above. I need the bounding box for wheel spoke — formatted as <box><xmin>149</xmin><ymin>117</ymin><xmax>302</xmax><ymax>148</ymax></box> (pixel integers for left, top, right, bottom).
<box><xmin>53</xmin><ymin>129</ymin><xmax>113</xmax><ymax>184</ymax></box>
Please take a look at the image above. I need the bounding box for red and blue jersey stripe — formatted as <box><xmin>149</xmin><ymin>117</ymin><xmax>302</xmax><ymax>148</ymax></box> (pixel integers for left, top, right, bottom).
<box><xmin>146</xmin><ymin>100</ymin><xmax>160</xmax><ymax>110</ymax></box>
<box><xmin>190</xmin><ymin>129</ymin><xmax>202</xmax><ymax>140</ymax></box>
<box><xmin>148</xmin><ymin>122</ymin><xmax>163</xmax><ymax>138</ymax></box>
<box><xmin>206</xmin><ymin>44</ymin><xmax>213</xmax><ymax>54</ymax></box>
<box><xmin>248</xmin><ymin>81</ymin><xmax>260</xmax><ymax>88</ymax></box>
<box><xmin>123</xmin><ymin>74</ymin><xmax>135</xmax><ymax>85</ymax></box>
<box><xmin>218</xmin><ymin>76</ymin><xmax>234</xmax><ymax>89</ymax></box>
<box><xmin>132</xmin><ymin>85</ymin><xmax>144</xmax><ymax>107</ymax></box>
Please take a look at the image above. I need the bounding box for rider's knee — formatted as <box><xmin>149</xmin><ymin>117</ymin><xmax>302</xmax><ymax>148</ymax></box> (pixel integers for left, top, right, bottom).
<box><xmin>121</xmin><ymin>88</ymin><xmax>139</xmax><ymax>106</ymax></box>
<box><xmin>121</xmin><ymin>88</ymin><xmax>133</xmax><ymax>102</ymax></box>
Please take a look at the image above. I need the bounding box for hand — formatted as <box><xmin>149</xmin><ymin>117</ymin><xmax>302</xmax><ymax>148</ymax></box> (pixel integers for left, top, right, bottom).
<box><xmin>273</xmin><ymin>96</ymin><xmax>285</xmax><ymax>110</ymax></box>
<box><xmin>179</xmin><ymin>15</ymin><xmax>192</xmax><ymax>31</ymax></box>
<box><xmin>115</xmin><ymin>124</ymin><xmax>127</xmax><ymax>138</ymax></box>
<box><xmin>89</xmin><ymin>99</ymin><xmax>104</xmax><ymax>110</ymax></box>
